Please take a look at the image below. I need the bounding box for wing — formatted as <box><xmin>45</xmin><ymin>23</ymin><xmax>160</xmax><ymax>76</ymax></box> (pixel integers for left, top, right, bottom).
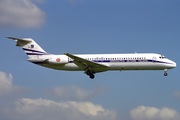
<box><xmin>64</xmin><ymin>53</ymin><xmax>109</xmax><ymax>73</ymax></box>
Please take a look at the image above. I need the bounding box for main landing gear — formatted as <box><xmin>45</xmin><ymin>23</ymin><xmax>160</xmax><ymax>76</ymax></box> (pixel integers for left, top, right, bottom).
<box><xmin>164</xmin><ymin>69</ymin><xmax>168</xmax><ymax>76</ymax></box>
<box><xmin>85</xmin><ymin>70</ymin><xmax>95</xmax><ymax>79</ymax></box>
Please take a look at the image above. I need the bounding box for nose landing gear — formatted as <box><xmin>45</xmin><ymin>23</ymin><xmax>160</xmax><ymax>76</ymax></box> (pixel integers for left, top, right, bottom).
<box><xmin>164</xmin><ymin>69</ymin><xmax>168</xmax><ymax>76</ymax></box>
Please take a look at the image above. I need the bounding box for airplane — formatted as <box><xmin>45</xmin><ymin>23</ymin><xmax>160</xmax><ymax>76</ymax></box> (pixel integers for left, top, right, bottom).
<box><xmin>7</xmin><ymin>37</ymin><xmax>176</xmax><ymax>79</ymax></box>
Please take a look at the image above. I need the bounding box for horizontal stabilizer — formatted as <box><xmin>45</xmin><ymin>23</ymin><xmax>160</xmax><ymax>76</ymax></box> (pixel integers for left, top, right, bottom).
<box><xmin>6</xmin><ymin>37</ymin><xmax>32</xmax><ymax>42</ymax></box>
<box><xmin>6</xmin><ymin>37</ymin><xmax>33</xmax><ymax>46</ymax></box>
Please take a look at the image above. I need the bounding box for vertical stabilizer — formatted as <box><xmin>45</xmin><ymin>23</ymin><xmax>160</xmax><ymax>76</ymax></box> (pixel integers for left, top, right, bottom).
<box><xmin>6</xmin><ymin>37</ymin><xmax>49</xmax><ymax>59</ymax></box>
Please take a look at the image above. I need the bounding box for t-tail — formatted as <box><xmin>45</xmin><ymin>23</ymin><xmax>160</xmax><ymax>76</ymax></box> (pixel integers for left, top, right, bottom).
<box><xmin>6</xmin><ymin>37</ymin><xmax>49</xmax><ymax>59</ymax></box>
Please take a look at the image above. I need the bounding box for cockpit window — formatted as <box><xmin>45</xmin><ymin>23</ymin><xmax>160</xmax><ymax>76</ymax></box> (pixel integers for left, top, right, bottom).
<box><xmin>159</xmin><ymin>55</ymin><xmax>166</xmax><ymax>59</ymax></box>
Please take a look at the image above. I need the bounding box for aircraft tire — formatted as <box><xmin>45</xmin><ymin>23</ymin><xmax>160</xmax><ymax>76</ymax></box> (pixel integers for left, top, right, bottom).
<box><xmin>90</xmin><ymin>74</ymin><xmax>95</xmax><ymax>79</ymax></box>
<box><xmin>164</xmin><ymin>72</ymin><xmax>168</xmax><ymax>76</ymax></box>
<box><xmin>86</xmin><ymin>70</ymin><xmax>91</xmax><ymax>75</ymax></box>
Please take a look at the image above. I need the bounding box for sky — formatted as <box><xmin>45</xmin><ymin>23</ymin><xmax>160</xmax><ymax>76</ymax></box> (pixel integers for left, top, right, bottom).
<box><xmin>0</xmin><ymin>0</ymin><xmax>180</xmax><ymax>120</ymax></box>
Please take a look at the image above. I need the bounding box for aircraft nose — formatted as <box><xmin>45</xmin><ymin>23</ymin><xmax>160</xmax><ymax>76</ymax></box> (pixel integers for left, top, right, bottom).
<box><xmin>170</xmin><ymin>61</ymin><xmax>176</xmax><ymax>68</ymax></box>
<box><xmin>172</xmin><ymin>61</ymin><xmax>177</xmax><ymax>68</ymax></box>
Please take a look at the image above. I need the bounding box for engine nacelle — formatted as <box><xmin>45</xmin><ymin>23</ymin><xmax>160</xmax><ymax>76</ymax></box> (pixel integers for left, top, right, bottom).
<box><xmin>47</xmin><ymin>56</ymin><xmax>68</xmax><ymax>64</ymax></box>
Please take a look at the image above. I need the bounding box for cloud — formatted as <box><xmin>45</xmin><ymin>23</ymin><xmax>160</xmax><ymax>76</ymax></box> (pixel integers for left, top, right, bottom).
<box><xmin>0</xmin><ymin>0</ymin><xmax>45</xmax><ymax>29</ymax></box>
<box><xmin>0</xmin><ymin>71</ymin><xmax>117</xmax><ymax>120</ymax></box>
<box><xmin>0</xmin><ymin>71</ymin><xmax>27</xmax><ymax>96</ymax></box>
<box><xmin>0</xmin><ymin>98</ymin><xmax>118</xmax><ymax>120</ymax></box>
<box><xmin>32</xmin><ymin>0</ymin><xmax>45</xmax><ymax>4</ymax></box>
<box><xmin>174</xmin><ymin>91</ymin><xmax>180</xmax><ymax>101</ymax></box>
<box><xmin>130</xmin><ymin>106</ymin><xmax>180</xmax><ymax>120</ymax></box>
<box><xmin>45</xmin><ymin>86</ymin><xmax>109</xmax><ymax>101</ymax></box>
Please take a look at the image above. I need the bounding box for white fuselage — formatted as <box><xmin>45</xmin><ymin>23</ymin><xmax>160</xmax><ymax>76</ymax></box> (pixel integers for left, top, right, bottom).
<box><xmin>7</xmin><ymin>37</ymin><xmax>176</xmax><ymax>78</ymax></box>
<box><xmin>36</xmin><ymin>53</ymin><xmax>176</xmax><ymax>72</ymax></box>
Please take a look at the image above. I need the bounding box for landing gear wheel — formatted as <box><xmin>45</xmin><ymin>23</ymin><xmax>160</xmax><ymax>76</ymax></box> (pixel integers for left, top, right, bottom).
<box><xmin>164</xmin><ymin>72</ymin><xmax>168</xmax><ymax>76</ymax></box>
<box><xmin>164</xmin><ymin>69</ymin><xmax>168</xmax><ymax>76</ymax></box>
<box><xmin>86</xmin><ymin>70</ymin><xmax>91</xmax><ymax>76</ymax></box>
<box><xmin>85</xmin><ymin>70</ymin><xmax>95</xmax><ymax>79</ymax></box>
<box><xmin>90</xmin><ymin>74</ymin><xmax>95</xmax><ymax>79</ymax></box>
